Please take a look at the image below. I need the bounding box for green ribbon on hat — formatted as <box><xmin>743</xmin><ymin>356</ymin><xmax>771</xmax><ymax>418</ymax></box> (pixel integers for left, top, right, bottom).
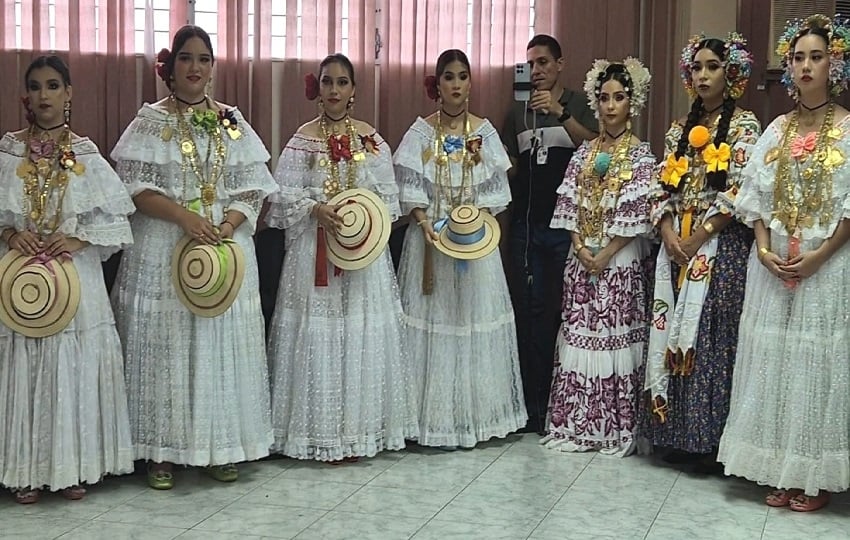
<box><xmin>195</xmin><ymin>240</ymin><xmax>237</xmax><ymax>298</ymax></box>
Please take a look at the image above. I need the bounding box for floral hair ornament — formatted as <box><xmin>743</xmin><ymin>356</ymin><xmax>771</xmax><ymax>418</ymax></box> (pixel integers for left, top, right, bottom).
<box><xmin>424</xmin><ymin>75</ymin><xmax>439</xmax><ymax>101</ymax></box>
<box><xmin>20</xmin><ymin>96</ymin><xmax>35</xmax><ymax>125</ymax></box>
<box><xmin>305</xmin><ymin>73</ymin><xmax>319</xmax><ymax>101</ymax></box>
<box><xmin>155</xmin><ymin>48</ymin><xmax>171</xmax><ymax>83</ymax></box>
<box><xmin>679</xmin><ymin>32</ymin><xmax>754</xmax><ymax>100</ymax></box>
<box><xmin>776</xmin><ymin>14</ymin><xmax>850</xmax><ymax>99</ymax></box>
<box><xmin>583</xmin><ymin>57</ymin><xmax>651</xmax><ymax>120</ymax></box>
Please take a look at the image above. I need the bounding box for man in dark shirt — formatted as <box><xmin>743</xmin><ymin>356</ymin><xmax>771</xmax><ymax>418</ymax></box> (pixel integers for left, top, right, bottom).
<box><xmin>502</xmin><ymin>34</ymin><xmax>597</xmax><ymax>434</ymax></box>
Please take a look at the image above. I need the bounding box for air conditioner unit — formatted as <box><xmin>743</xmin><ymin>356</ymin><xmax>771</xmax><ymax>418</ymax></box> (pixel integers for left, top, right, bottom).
<box><xmin>768</xmin><ymin>0</ymin><xmax>850</xmax><ymax>68</ymax></box>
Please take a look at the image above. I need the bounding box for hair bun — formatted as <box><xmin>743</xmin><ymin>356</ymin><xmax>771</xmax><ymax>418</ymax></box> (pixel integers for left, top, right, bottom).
<box><xmin>424</xmin><ymin>75</ymin><xmax>439</xmax><ymax>101</ymax></box>
<box><xmin>155</xmin><ymin>48</ymin><xmax>171</xmax><ymax>83</ymax></box>
<box><xmin>305</xmin><ymin>73</ymin><xmax>319</xmax><ymax>101</ymax></box>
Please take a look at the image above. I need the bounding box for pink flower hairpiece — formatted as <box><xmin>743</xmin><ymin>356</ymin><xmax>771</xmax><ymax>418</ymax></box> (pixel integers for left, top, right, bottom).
<box><xmin>155</xmin><ymin>48</ymin><xmax>170</xmax><ymax>83</ymax></box>
<box><xmin>424</xmin><ymin>75</ymin><xmax>439</xmax><ymax>101</ymax></box>
<box><xmin>305</xmin><ymin>73</ymin><xmax>319</xmax><ymax>101</ymax></box>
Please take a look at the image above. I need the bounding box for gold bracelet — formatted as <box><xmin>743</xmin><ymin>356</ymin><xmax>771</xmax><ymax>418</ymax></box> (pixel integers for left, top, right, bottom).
<box><xmin>574</xmin><ymin>243</ymin><xmax>585</xmax><ymax>254</ymax></box>
<box><xmin>702</xmin><ymin>221</ymin><xmax>715</xmax><ymax>235</ymax></box>
<box><xmin>758</xmin><ymin>247</ymin><xmax>770</xmax><ymax>259</ymax></box>
<box><xmin>417</xmin><ymin>218</ymin><xmax>430</xmax><ymax>227</ymax></box>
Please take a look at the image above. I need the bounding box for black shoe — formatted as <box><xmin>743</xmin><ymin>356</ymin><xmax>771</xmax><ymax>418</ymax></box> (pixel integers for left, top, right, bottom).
<box><xmin>661</xmin><ymin>450</ymin><xmax>704</xmax><ymax>464</ymax></box>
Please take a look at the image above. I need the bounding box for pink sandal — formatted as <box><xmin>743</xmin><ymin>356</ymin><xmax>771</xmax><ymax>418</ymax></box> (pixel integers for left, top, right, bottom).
<box><xmin>13</xmin><ymin>489</ymin><xmax>40</xmax><ymax>504</ymax></box>
<box><xmin>61</xmin><ymin>485</ymin><xmax>86</xmax><ymax>500</ymax></box>
<box><xmin>765</xmin><ymin>488</ymin><xmax>802</xmax><ymax>507</ymax></box>
<box><xmin>789</xmin><ymin>492</ymin><xmax>830</xmax><ymax>512</ymax></box>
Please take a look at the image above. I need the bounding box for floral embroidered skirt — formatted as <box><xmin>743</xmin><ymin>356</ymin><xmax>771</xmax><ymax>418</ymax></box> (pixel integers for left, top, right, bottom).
<box><xmin>543</xmin><ymin>239</ymin><xmax>649</xmax><ymax>452</ymax></box>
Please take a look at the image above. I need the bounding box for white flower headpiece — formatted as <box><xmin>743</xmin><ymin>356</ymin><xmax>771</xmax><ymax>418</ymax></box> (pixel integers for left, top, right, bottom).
<box><xmin>583</xmin><ymin>57</ymin><xmax>652</xmax><ymax>120</ymax></box>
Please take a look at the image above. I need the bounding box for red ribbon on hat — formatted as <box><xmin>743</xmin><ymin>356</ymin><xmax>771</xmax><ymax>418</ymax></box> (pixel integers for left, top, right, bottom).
<box><xmin>315</xmin><ymin>225</ymin><xmax>329</xmax><ymax>286</ymax></box>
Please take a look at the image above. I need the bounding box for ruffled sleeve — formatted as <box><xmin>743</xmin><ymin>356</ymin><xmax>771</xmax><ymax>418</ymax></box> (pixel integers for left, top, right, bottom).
<box><xmin>549</xmin><ymin>141</ymin><xmax>589</xmax><ymax>231</ymax></box>
<box><xmin>734</xmin><ymin>116</ymin><xmax>780</xmax><ymax>228</ymax></box>
<box><xmin>265</xmin><ymin>134</ymin><xmax>325</xmax><ymax>239</ymax></box>
<box><xmin>649</xmin><ymin>122</ymin><xmax>682</xmax><ymax>226</ymax></box>
<box><xmin>474</xmin><ymin>120</ymin><xmax>512</xmax><ymax>213</ymax></box>
<box><xmin>358</xmin><ymin>132</ymin><xmax>402</xmax><ymax>220</ymax></box>
<box><xmin>608</xmin><ymin>142</ymin><xmax>655</xmax><ymax>238</ymax></box>
<box><xmin>711</xmin><ymin>110</ymin><xmax>762</xmax><ymax>217</ymax></box>
<box><xmin>0</xmin><ymin>133</ymin><xmax>134</xmax><ymax>260</ymax></box>
<box><xmin>393</xmin><ymin>118</ymin><xmax>435</xmax><ymax>215</ymax></box>
<box><xmin>219</xmin><ymin>110</ymin><xmax>278</xmax><ymax>230</ymax></box>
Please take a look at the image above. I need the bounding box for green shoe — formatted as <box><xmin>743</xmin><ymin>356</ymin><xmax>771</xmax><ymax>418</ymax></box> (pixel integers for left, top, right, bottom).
<box><xmin>207</xmin><ymin>464</ymin><xmax>238</xmax><ymax>483</ymax></box>
<box><xmin>147</xmin><ymin>465</ymin><xmax>174</xmax><ymax>490</ymax></box>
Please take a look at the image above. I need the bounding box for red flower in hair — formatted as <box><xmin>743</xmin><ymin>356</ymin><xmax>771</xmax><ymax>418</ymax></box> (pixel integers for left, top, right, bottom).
<box><xmin>305</xmin><ymin>73</ymin><xmax>319</xmax><ymax>101</ymax></box>
<box><xmin>424</xmin><ymin>75</ymin><xmax>439</xmax><ymax>101</ymax></box>
<box><xmin>20</xmin><ymin>96</ymin><xmax>35</xmax><ymax>125</ymax></box>
<box><xmin>155</xmin><ymin>48</ymin><xmax>171</xmax><ymax>83</ymax></box>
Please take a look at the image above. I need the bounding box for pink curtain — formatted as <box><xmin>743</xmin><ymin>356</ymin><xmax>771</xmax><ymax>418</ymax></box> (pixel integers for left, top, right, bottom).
<box><xmin>0</xmin><ymin>0</ymin><xmax>154</xmax><ymax>156</ymax></box>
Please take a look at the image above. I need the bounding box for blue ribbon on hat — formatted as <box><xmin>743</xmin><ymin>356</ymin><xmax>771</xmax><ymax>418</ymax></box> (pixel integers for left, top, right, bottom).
<box><xmin>433</xmin><ymin>215</ymin><xmax>479</xmax><ymax>273</ymax></box>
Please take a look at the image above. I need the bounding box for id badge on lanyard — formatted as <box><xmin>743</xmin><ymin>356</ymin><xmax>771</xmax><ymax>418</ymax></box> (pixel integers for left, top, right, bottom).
<box><xmin>534</xmin><ymin>129</ymin><xmax>548</xmax><ymax>165</ymax></box>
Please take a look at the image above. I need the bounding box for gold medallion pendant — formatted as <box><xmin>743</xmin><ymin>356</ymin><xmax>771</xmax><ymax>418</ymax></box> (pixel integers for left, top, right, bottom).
<box><xmin>161</xmin><ymin>125</ymin><xmax>173</xmax><ymax>142</ymax></box>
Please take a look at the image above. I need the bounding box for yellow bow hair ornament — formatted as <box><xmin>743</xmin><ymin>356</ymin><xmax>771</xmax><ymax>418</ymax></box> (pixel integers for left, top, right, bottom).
<box><xmin>660</xmin><ymin>153</ymin><xmax>689</xmax><ymax>189</ymax></box>
<box><xmin>703</xmin><ymin>142</ymin><xmax>731</xmax><ymax>172</ymax></box>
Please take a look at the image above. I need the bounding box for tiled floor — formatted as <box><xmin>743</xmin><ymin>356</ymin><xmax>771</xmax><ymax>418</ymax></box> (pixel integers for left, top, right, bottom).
<box><xmin>2</xmin><ymin>433</ymin><xmax>849</xmax><ymax>539</ymax></box>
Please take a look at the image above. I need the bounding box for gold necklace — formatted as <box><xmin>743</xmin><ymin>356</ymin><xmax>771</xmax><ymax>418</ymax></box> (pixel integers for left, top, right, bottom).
<box><xmin>577</xmin><ymin>130</ymin><xmax>632</xmax><ymax>245</ymax></box>
<box><xmin>773</xmin><ymin>103</ymin><xmax>840</xmax><ymax>235</ymax></box>
<box><xmin>16</xmin><ymin>124</ymin><xmax>83</xmax><ymax>235</ymax></box>
<box><xmin>172</xmin><ymin>95</ymin><xmax>226</xmax><ymax>224</ymax></box>
<box><xmin>319</xmin><ymin>114</ymin><xmax>364</xmax><ymax>197</ymax></box>
<box><xmin>432</xmin><ymin>109</ymin><xmax>472</xmax><ymax>218</ymax></box>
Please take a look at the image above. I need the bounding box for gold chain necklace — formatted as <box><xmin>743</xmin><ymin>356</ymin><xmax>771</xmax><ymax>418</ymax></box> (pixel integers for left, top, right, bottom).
<box><xmin>319</xmin><ymin>114</ymin><xmax>363</xmax><ymax>198</ymax></box>
<box><xmin>172</xmin><ymin>96</ymin><xmax>226</xmax><ymax>224</ymax></box>
<box><xmin>774</xmin><ymin>103</ymin><xmax>837</xmax><ymax>235</ymax></box>
<box><xmin>577</xmin><ymin>130</ymin><xmax>632</xmax><ymax>246</ymax></box>
<box><xmin>432</xmin><ymin>110</ymin><xmax>472</xmax><ymax>218</ymax></box>
<box><xmin>16</xmin><ymin>125</ymin><xmax>81</xmax><ymax>235</ymax></box>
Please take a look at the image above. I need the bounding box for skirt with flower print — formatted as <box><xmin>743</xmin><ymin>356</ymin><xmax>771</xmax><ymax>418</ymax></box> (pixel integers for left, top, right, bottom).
<box><xmin>543</xmin><ymin>239</ymin><xmax>650</xmax><ymax>451</ymax></box>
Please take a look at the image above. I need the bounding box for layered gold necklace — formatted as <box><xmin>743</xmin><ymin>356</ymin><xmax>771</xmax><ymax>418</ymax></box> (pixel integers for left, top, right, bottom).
<box><xmin>577</xmin><ymin>129</ymin><xmax>632</xmax><ymax>246</ymax></box>
<box><xmin>431</xmin><ymin>110</ymin><xmax>473</xmax><ymax>218</ymax></box>
<box><xmin>319</xmin><ymin>113</ymin><xmax>364</xmax><ymax>198</ymax></box>
<box><xmin>172</xmin><ymin>95</ymin><xmax>226</xmax><ymax>224</ymax></box>
<box><xmin>773</xmin><ymin>103</ymin><xmax>842</xmax><ymax>235</ymax></box>
<box><xmin>16</xmin><ymin>124</ymin><xmax>84</xmax><ymax>235</ymax></box>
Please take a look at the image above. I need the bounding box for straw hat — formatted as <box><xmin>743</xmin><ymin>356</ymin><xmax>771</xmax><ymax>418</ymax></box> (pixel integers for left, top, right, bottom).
<box><xmin>434</xmin><ymin>205</ymin><xmax>501</xmax><ymax>260</ymax></box>
<box><xmin>324</xmin><ymin>188</ymin><xmax>391</xmax><ymax>271</ymax></box>
<box><xmin>0</xmin><ymin>249</ymin><xmax>81</xmax><ymax>338</ymax></box>
<box><xmin>171</xmin><ymin>237</ymin><xmax>245</xmax><ymax>318</ymax></box>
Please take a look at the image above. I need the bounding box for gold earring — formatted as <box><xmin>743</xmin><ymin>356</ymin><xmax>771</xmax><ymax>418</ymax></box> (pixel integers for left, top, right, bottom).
<box><xmin>626</xmin><ymin>118</ymin><xmax>632</xmax><ymax>132</ymax></box>
<box><xmin>64</xmin><ymin>101</ymin><xmax>71</xmax><ymax>125</ymax></box>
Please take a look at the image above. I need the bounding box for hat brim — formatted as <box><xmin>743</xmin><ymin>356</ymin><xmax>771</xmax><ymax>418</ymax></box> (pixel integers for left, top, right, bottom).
<box><xmin>434</xmin><ymin>212</ymin><xmax>501</xmax><ymax>261</ymax></box>
<box><xmin>325</xmin><ymin>188</ymin><xmax>391</xmax><ymax>271</ymax></box>
<box><xmin>0</xmin><ymin>249</ymin><xmax>81</xmax><ymax>338</ymax></box>
<box><xmin>172</xmin><ymin>237</ymin><xmax>245</xmax><ymax>318</ymax></box>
